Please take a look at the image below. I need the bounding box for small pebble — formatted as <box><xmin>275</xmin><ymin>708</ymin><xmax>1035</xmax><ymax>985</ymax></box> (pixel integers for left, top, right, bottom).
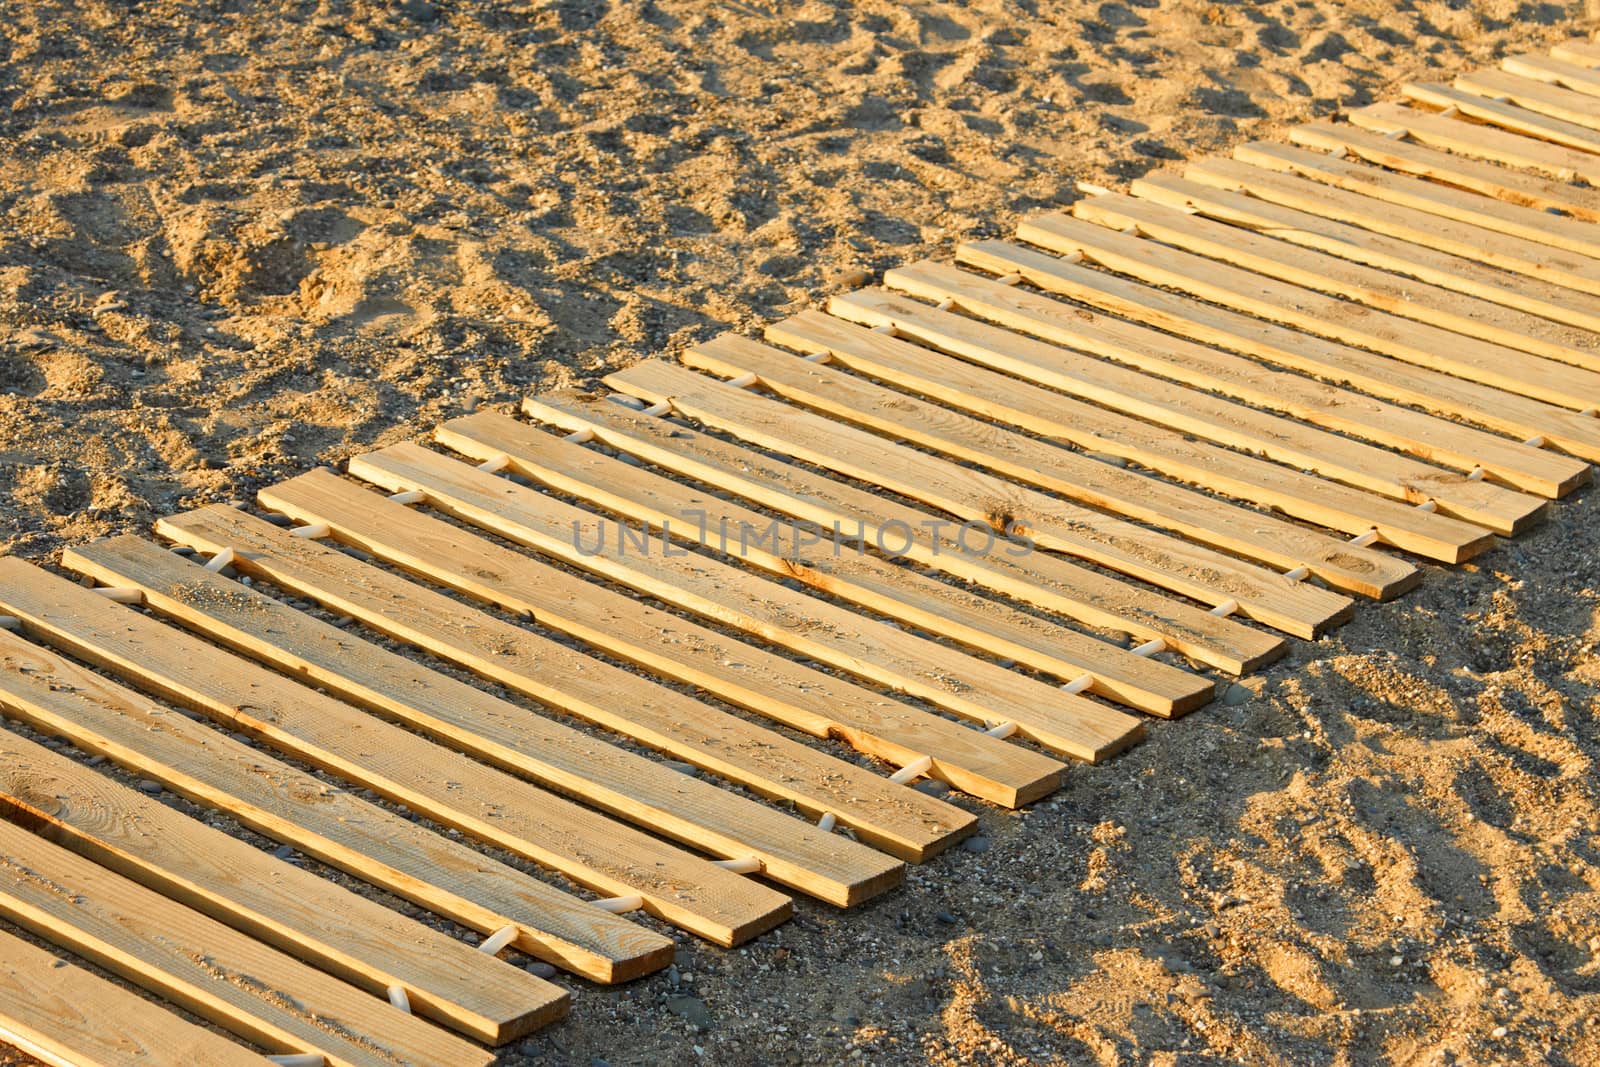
<box><xmin>1222</xmin><ymin>683</ymin><xmax>1252</xmax><ymax>706</ymax></box>
<box><xmin>1491</xmin><ymin>1026</ymin><xmax>1508</xmax><ymax>1039</ymax></box>
<box><xmin>526</xmin><ymin>961</ymin><xmax>558</xmax><ymax>979</ymax></box>
<box><xmin>913</xmin><ymin>779</ymin><xmax>951</xmax><ymax>797</ymax></box>
<box><xmin>962</xmin><ymin>836</ymin><xmax>991</xmax><ymax>854</ymax></box>
<box><xmin>274</xmin><ymin>844</ymin><xmax>295</xmax><ymax>860</ymax></box>
<box><xmin>663</xmin><ymin>760</ymin><xmax>700</xmax><ymax>776</ymax></box>
<box><xmin>262</xmin><ymin>512</ymin><xmax>294</xmax><ymax>527</ymax></box>
<box><xmin>137</xmin><ymin>779</ymin><xmax>163</xmax><ymax>795</ymax></box>
<box><xmin>935</xmin><ymin>910</ymin><xmax>958</xmax><ymax>924</ymax></box>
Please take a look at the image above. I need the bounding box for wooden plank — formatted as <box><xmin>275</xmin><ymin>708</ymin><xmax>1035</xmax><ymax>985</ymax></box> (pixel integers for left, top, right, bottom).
<box><xmin>1402</xmin><ymin>82</ymin><xmax>1600</xmax><ymax>155</ymax></box>
<box><xmin>1457</xmin><ymin>68</ymin><xmax>1600</xmax><ymax>132</ymax></box>
<box><xmin>1348</xmin><ymin>101</ymin><xmax>1600</xmax><ymax>189</ymax></box>
<box><xmin>1231</xmin><ymin>141</ymin><xmax>1600</xmax><ymax>270</ymax></box>
<box><xmin>851</xmin><ymin>271</ymin><xmax>1574</xmax><ymax>511</ymax></box>
<box><xmin>62</xmin><ymin>542</ymin><xmax>917</xmax><ymax>917</ymax></box>
<box><xmin>695</xmin><ymin>328</ymin><xmax>1439</xmax><ymax>581</ymax></box>
<box><xmin>1503</xmin><ymin>52</ymin><xmax>1600</xmax><ymax>98</ymax></box>
<box><xmin>0</xmin><ymin>927</ymin><xmax>267</xmax><ymax>1067</ymax></box>
<box><xmin>1084</xmin><ymin>189</ymin><xmax>1600</xmax><ymax>372</ymax></box>
<box><xmin>182</xmin><ymin>491</ymin><xmax>964</xmax><ymax>865</ymax></box>
<box><xmin>0</xmin><ymin>819</ymin><xmax>490</xmax><ymax>1067</ymax></box>
<box><xmin>768</xmin><ymin>308</ymin><xmax>1511</xmax><ymax>553</ymax></box>
<box><xmin>0</xmin><ymin>561</ymin><xmax>793</xmax><ymax>947</ymax></box>
<box><xmin>349</xmin><ymin>442</ymin><xmax>1139</xmax><ymax>767</ymax></box>
<box><xmin>612</xmin><ymin>355</ymin><xmax>1353</xmax><ymax>639</ymax></box>
<box><xmin>1141</xmin><ymin>168</ymin><xmax>1600</xmax><ymax>335</ymax></box>
<box><xmin>1551</xmin><ymin>38</ymin><xmax>1600</xmax><ymax>68</ymax></box>
<box><xmin>1293</xmin><ymin>116</ymin><xmax>1600</xmax><ymax>221</ymax></box>
<box><xmin>520</xmin><ymin>393</ymin><xmax>1232</xmax><ymax>703</ymax></box>
<box><xmin>1007</xmin><ymin>218</ymin><xmax>1600</xmax><ymax>458</ymax></box>
<box><xmin>439</xmin><ymin>412</ymin><xmax>1204</xmax><ymax>717</ymax></box>
<box><xmin>0</xmin><ymin>629</ymin><xmax>672</xmax><ymax>986</ymax></box>
<box><xmin>0</xmin><ymin>731</ymin><xmax>565</xmax><ymax>1045</ymax></box>
<box><xmin>1057</xmin><ymin>201</ymin><xmax>1600</xmax><ymax>412</ymax></box>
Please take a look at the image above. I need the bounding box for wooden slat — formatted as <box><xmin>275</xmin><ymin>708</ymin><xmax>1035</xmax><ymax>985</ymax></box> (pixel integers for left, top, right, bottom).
<box><xmin>0</xmin><ymin>628</ymin><xmax>672</xmax><ymax>986</ymax></box>
<box><xmin>0</xmin><ymin>927</ymin><xmax>267</xmax><ymax>1067</ymax></box>
<box><xmin>439</xmin><ymin>412</ymin><xmax>1203</xmax><ymax>719</ymax></box>
<box><xmin>0</xmin><ymin>731</ymin><xmax>565</xmax><ymax>1045</ymax></box>
<box><xmin>1057</xmin><ymin>201</ymin><xmax>1600</xmax><ymax>412</ymax></box>
<box><xmin>694</xmin><ymin>328</ymin><xmax>1438</xmax><ymax>582</ymax></box>
<box><xmin>1503</xmin><ymin>52</ymin><xmax>1600</xmax><ymax>98</ymax></box>
<box><xmin>0</xmin><ymin>818</ymin><xmax>490</xmax><ymax>1067</ymax></box>
<box><xmin>611</xmin><ymin>355</ymin><xmax>1354</xmax><ymax>640</ymax></box>
<box><xmin>1142</xmin><ymin>168</ymin><xmax>1600</xmax><ymax>335</ymax></box>
<box><xmin>1230</xmin><ymin>141</ymin><xmax>1600</xmax><ymax>269</ymax></box>
<box><xmin>63</xmin><ymin>541</ymin><xmax>918</xmax><ymax>915</ymax></box>
<box><xmin>1551</xmin><ymin>38</ymin><xmax>1600</xmax><ymax>68</ymax></box>
<box><xmin>352</xmin><ymin>443</ymin><xmax>1139</xmax><ymax>767</ymax></box>
<box><xmin>213</xmin><ymin>483</ymin><xmax>966</xmax><ymax>866</ymax></box>
<box><xmin>0</xmin><ymin>561</ymin><xmax>793</xmax><ymax>947</ymax></box>
<box><xmin>90</xmin><ymin>516</ymin><xmax>1048</xmax><ymax>810</ymax></box>
<box><xmin>926</xmin><ymin>247</ymin><xmax>1591</xmax><ymax>492</ymax></box>
<box><xmin>1403</xmin><ymin>82</ymin><xmax>1600</xmax><ymax>155</ymax></box>
<box><xmin>520</xmin><ymin>393</ymin><xmax>1236</xmax><ymax>701</ymax></box>
<box><xmin>1084</xmin><ymin>189</ymin><xmax>1600</xmax><ymax>372</ymax></box>
<box><xmin>850</xmin><ymin>272</ymin><xmax>1557</xmax><ymax>523</ymax></box>
<box><xmin>1457</xmin><ymin>68</ymin><xmax>1600</xmax><ymax>131</ymax></box>
<box><xmin>1348</xmin><ymin>101</ymin><xmax>1600</xmax><ymax>189</ymax></box>
<box><xmin>1005</xmin><ymin>219</ymin><xmax>1600</xmax><ymax>460</ymax></box>
<box><xmin>1293</xmin><ymin>116</ymin><xmax>1600</xmax><ymax>221</ymax></box>
<box><xmin>768</xmin><ymin>308</ymin><xmax>1508</xmax><ymax>554</ymax></box>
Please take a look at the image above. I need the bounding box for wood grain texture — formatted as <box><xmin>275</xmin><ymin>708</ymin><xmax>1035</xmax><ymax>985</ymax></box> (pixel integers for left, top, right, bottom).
<box><xmin>769</xmin><ymin>308</ymin><xmax>1509</xmax><ymax>553</ymax></box>
<box><xmin>438</xmin><ymin>415</ymin><xmax>1084</xmax><ymax>784</ymax></box>
<box><xmin>1230</xmin><ymin>141</ymin><xmax>1600</xmax><ymax>273</ymax></box>
<box><xmin>66</xmin><ymin>536</ymin><xmax>921</xmax><ymax>904</ymax></box>
<box><xmin>1551</xmin><ymin>38</ymin><xmax>1600</xmax><ymax>69</ymax></box>
<box><xmin>440</xmin><ymin>411</ymin><xmax>1201</xmax><ymax>720</ymax></box>
<box><xmin>1142</xmin><ymin>168</ymin><xmax>1600</xmax><ymax>335</ymax></box>
<box><xmin>0</xmin><ymin>926</ymin><xmax>267</xmax><ymax>1067</ymax></box>
<box><xmin>351</xmin><ymin>440</ymin><xmax>1130</xmax><ymax>768</ymax></box>
<box><xmin>1057</xmin><ymin>202</ymin><xmax>1600</xmax><ymax>412</ymax></box>
<box><xmin>705</xmin><ymin>324</ymin><xmax>1434</xmax><ymax>580</ymax></box>
<box><xmin>1101</xmin><ymin>185</ymin><xmax>1600</xmax><ymax>370</ymax></box>
<box><xmin>211</xmin><ymin>481</ymin><xmax>956</xmax><ymax>874</ymax></box>
<box><xmin>521</xmin><ymin>391</ymin><xmax>1229</xmax><ymax>700</ymax></box>
<box><xmin>1457</xmin><ymin>68</ymin><xmax>1600</xmax><ymax>132</ymax></box>
<box><xmin>831</xmin><ymin>281</ymin><xmax>1549</xmax><ymax>533</ymax></box>
<box><xmin>1503</xmin><ymin>52</ymin><xmax>1600</xmax><ymax>98</ymax></box>
<box><xmin>0</xmin><ymin>560</ymin><xmax>791</xmax><ymax>948</ymax></box>
<box><xmin>0</xmin><ymin>819</ymin><xmax>491</xmax><ymax>1067</ymax></box>
<box><xmin>0</xmin><ymin>730</ymin><xmax>566</xmax><ymax>1045</ymax></box>
<box><xmin>0</xmin><ymin>622</ymin><xmax>672</xmax><ymax>984</ymax></box>
<box><xmin>1293</xmin><ymin>115</ymin><xmax>1600</xmax><ymax>221</ymax></box>
<box><xmin>610</xmin><ymin>356</ymin><xmax>1353</xmax><ymax>640</ymax></box>
<box><xmin>1403</xmin><ymin>81</ymin><xmax>1600</xmax><ymax>155</ymax></box>
<box><xmin>1348</xmin><ymin>102</ymin><xmax>1600</xmax><ymax>189</ymax></box>
<box><xmin>1000</xmin><ymin>221</ymin><xmax>1600</xmax><ymax>463</ymax></box>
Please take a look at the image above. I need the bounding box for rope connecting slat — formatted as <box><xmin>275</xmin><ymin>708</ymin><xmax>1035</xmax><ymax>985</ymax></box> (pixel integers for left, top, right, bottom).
<box><xmin>595</xmin><ymin>895</ymin><xmax>644</xmax><ymax>914</ymax></box>
<box><xmin>713</xmin><ymin>856</ymin><xmax>763</xmax><ymax>874</ymax></box>
<box><xmin>290</xmin><ymin>522</ymin><xmax>331</xmax><ymax>539</ymax></box>
<box><xmin>386</xmin><ymin>984</ymin><xmax>411</xmax><ymax>1014</ymax></box>
<box><xmin>387</xmin><ymin>489</ymin><xmax>426</xmax><ymax>504</ymax></box>
<box><xmin>477</xmin><ymin>924</ymin><xmax>519</xmax><ymax>955</ymax></box>
<box><xmin>203</xmin><ymin>547</ymin><xmax>235</xmax><ymax>573</ymax></box>
<box><xmin>888</xmin><ymin>754</ymin><xmax>934</xmax><ymax>785</ymax></box>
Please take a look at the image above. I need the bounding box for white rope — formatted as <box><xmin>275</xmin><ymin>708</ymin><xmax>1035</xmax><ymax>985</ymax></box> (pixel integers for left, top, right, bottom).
<box><xmin>477</xmin><ymin>454</ymin><xmax>511</xmax><ymax>473</ymax></box>
<box><xmin>387</xmin><ymin>489</ymin><xmax>425</xmax><ymax>504</ymax></box>
<box><xmin>1415</xmin><ymin>499</ymin><xmax>1437</xmax><ymax>513</ymax></box>
<box><xmin>203</xmin><ymin>547</ymin><xmax>235</xmax><ymax>573</ymax></box>
<box><xmin>564</xmin><ymin>427</ymin><xmax>595</xmax><ymax>443</ymax></box>
<box><xmin>1466</xmin><ymin>466</ymin><xmax>1487</xmax><ymax>481</ymax></box>
<box><xmin>725</xmin><ymin>373</ymin><xmax>758</xmax><ymax>389</ymax></box>
<box><xmin>1131</xmin><ymin>637</ymin><xmax>1166</xmax><ymax>658</ymax></box>
<box><xmin>935</xmin><ymin>298</ymin><xmax>955</xmax><ymax>311</ymax></box>
<box><xmin>595</xmin><ymin>895</ymin><xmax>644</xmax><ymax>914</ymax></box>
<box><xmin>1059</xmin><ymin>673</ymin><xmax>1094</xmax><ymax>695</ymax></box>
<box><xmin>291</xmin><ymin>522</ymin><xmax>331</xmax><ymax>539</ymax></box>
<box><xmin>803</xmin><ymin>350</ymin><xmax>832</xmax><ymax>363</ymax></box>
<box><xmin>1284</xmin><ymin>565</ymin><xmax>1311</xmax><ymax>582</ymax></box>
<box><xmin>888</xmin><ymin>755</ymin><xmax>933</xmax><ymax>785</ymax></box>
<box><xmin>642</xmin><ymin>400</ymin><xmax>672</xmax><ymax>417</ymax></box>
<box><xmin>1523</xmin><ymin>434</ymin><xmax>1547</xmax><ymax>448</ymax></box>
<box><xmin>713</xmin><ymin>856</ymin><xmax>763</xmax><ymax>874</ymax></box>
<box><xmin>997</xmin><ymin>273</ymin><xmax>1023</xmax><ymax>286</ymax></box>
<box><xmin>477</xmin><ymin>924</ymin><xmax>518</xmax><ymax>955</ymax></box>
<box><xmin>1348</xmin><ymin>529</ymin><xmax>1380</xmax><ymax>548</ymax></box>
<box><xmin>387</xmin><ymin>984</ymin><xmax>411</xmax><ymax>1014</ymax></box>
<box><xmin>816</xmin><ymin>812</ymin><xmax>837</xmax><ymax>832</ymax></box>
<box><xmin>984</xmin><ymin>721</ymin><xmax>1018</xmax><ymax>739</ymax></box>
<box><xmin>93</xmin><ymin>587</ymin><xmax>143</xmax><ymax>604</ymax></box>
<box><xmin>871</xmin><ymin>323</ymin><xmax>898</xmax><ymax>334</ymax></box>
<box><xmin>1210</xmin><ymin>598</ymin><xmax>1239</xmax><ymax>617</ymax></box>
<box><xmin>0</xmin><ymin>616</ymin><xmax>20</xmax><ymax>631</ymax></box>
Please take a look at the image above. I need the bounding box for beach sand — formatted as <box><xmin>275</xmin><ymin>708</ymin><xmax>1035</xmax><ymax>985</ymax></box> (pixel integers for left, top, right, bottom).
<box><xmin>2</xmin><ymin>1</ymin><xmax>1599</xmax><ymax>1063</ymax></box>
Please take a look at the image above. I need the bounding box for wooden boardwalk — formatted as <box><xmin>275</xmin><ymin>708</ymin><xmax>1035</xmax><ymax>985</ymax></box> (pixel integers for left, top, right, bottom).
<box><xmin>4</xmin><ymin>38</ymin><xmax>1600</xmax><ymax>1063</ymax></box>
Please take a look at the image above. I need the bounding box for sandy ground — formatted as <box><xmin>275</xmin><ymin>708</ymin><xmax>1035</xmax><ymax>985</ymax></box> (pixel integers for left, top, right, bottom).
<box><xmin>3</xmin><ymin>1</ymin><xmax>1600</xmax><ymax>1064</ymax></box>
